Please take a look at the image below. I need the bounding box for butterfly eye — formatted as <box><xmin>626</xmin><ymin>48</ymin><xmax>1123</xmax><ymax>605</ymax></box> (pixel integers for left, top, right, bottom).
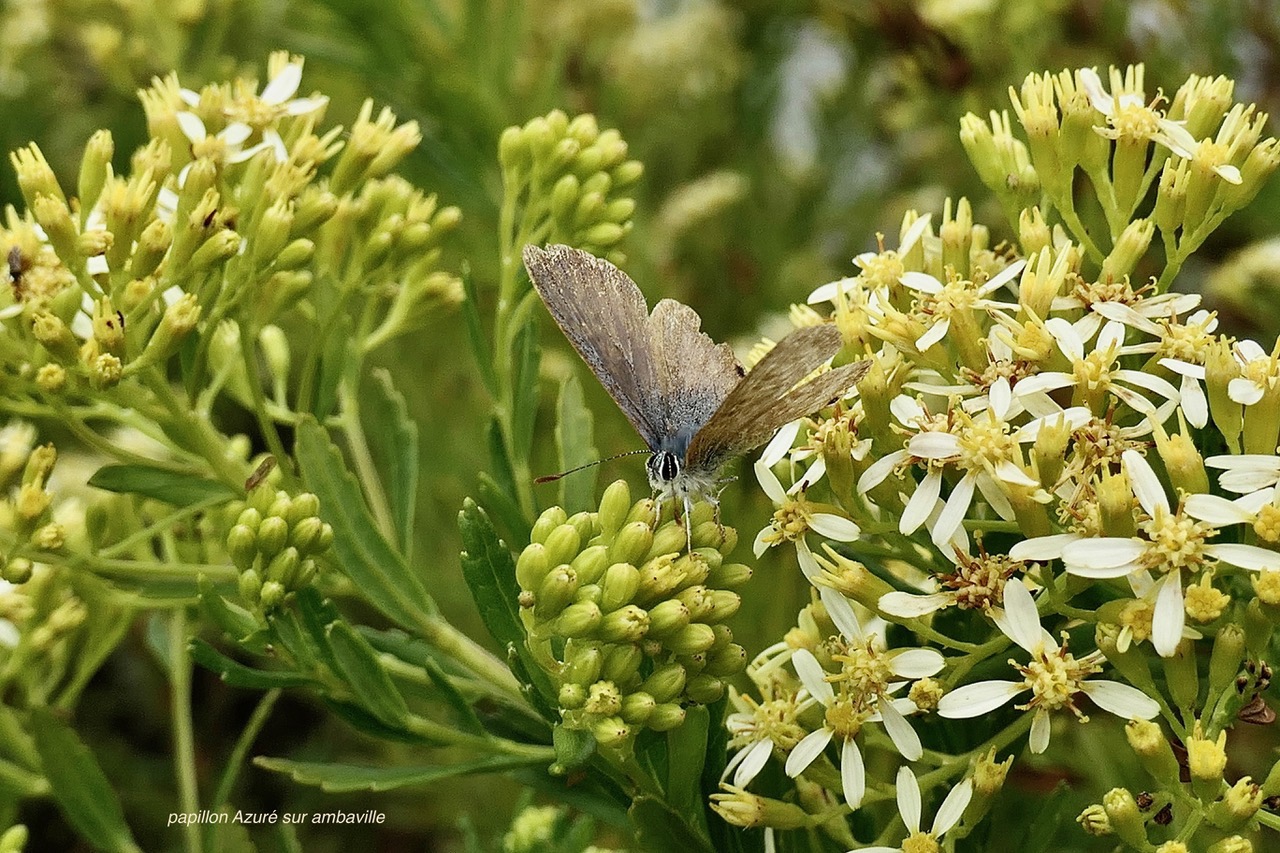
<box><xmin>646</xmin><ymin>451</ymin><xmax>680</xmax><ymax>484</ymax></box>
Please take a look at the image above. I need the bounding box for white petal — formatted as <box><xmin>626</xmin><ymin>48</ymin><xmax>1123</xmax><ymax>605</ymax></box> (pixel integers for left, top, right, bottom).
<box><xmin>1214</xmin><ymin>163</ymin><xmax>1243</xmax><ymax>184</ymax></box>
<box><xmin>752</xmin><ymin>526</ymin><xmax>772</xmax><ymax>558</ymax></box>
<box><xmin>994</xmin><ymin>459</ymin><xmax>1039</xmax><ymax>488</ymax></box>
<box><xmin>796</xmin><ymin>456</ymin><xmax>827</xmax><ymax>490</ymax></box>
<box><xmin>916</xmin><ymin>318</ymin><xmax>951</xmax><ymax>352</ymax></box>
<box><xmin>220</xmin><ymin>121</ymin><xmax>253</xmax><ymax>146</ymax></box>
<box><xmin>820</xmin><ymin>587</ymin><xmax>864</xmax><ymax>643</ymax></box>
<box><xmin>1206</xmin><ymin>543</ymin><xmax>1280</xmax><ymax>571</ymax></box>
<box><xmin>891</xmin><ymin>395</ymin><xmax>927</xmax><ymax>426</ymax></box>
<box><xmin>754</xmin><ymin>461</ymin><xmax>787</xmax><ymax>505</ymax></box>
<box><xmin>1014</xmin><ymin>406</ymin><xmax>1092</xmax><ymax>443</ymax></box>
<box><xmin>879</xmin><ymin>697</ymin><xmax>923</xmax><ymax>763</ymax></box>
<box><xmin>175</xmin><ymin>111</ymin><xmax>207</xmax><ymax>143</ymax></box>
<box><xmin>1045</xmin><ymin>317</ymin><xmax>1084</xmax><ymax>361</ymax></box>
<box><xmin>899</xmin><ymin>213</ymin><xmax>932</xmax><ymax>254</ymax></box>
<box><xmin>841</xmin><ymin>737</ymin><xmax>865</xmax><ymax>810</ymax></box>
<box><xmin>797</xmin><ymin>539</ymin><xmax>822</xmax><ymax>582</ymax></box>
<box><xmin>895</xmin><ymin>765</ymin><xmax>922</xmax><ymax>833</ymax></box>
<box><xmin>1092</xmin><ymin>301</ymin><xmax>1161</xmax><ymax>334</ymax></box>
<box><xmin>1010</xmin><ymin>533</ymin><xmax>1080</xmax><ymax>561</ymax></box>
<box><xmin>887</xmin><ymin>648</ymin><xmax>946</xmax><ymax>679</ymax></box>
<box><xmin>981</xmin><ymin>259</ymin><xmax>1027</xmax><ymax>295</ymax></box>
<box><xmin>1012</xmin><ymin>372</ymin><xmax>1075</xmax><ymax>397</ymax></box>
<box><xmin>283</xmin><ymin>95</ymin><xmax>328</xmax><ymax>116</ymax></box>
<box><xmin>731</xmin><ymin>739</ymin><xmax>771</xmax><ymax>787</ymax></box>
<box><xmin>807</xmin><ymin>278</ymin><xmax>852</xmax><ymax>304</ymax></box>
<box><xmin>1236</xmin><ymin>339</ymin><xmax>1268</xmax><ymax>362</ymax></box>
<box><xmin>1001</xmin><ymin>578</ymin><xmax>1044</xmax><ymax>654</ymax></box>
<box><xmin>1159</xmin><ymin>358</ymin><xmax>1205</xmax><ymax>379</ymax></box>
<box><xmin>1080</xmin><ymin>680</ymin><xmax>1160</xmax><ymax>720</ymax></box>
<box><xmin>760</xmin><ymin>421</ymin><xmax>801</xmax><ymax>468</ymax></box>
<box><xmin>1179</xmin><ymin>373</ymin><xmax>1208</xmax><ymax>429</ymax></box>
<box><xmin>859</xmin><ymin>449</ymin><xmax>908</xmax><ymax>494</ymax></box>
<box><xmin>879</xmin><ymin>591</ymin><xmax>952</xmax><ymax>618</ymax></box>
<box><xmin>1064</xmin><ymin>537</ymin><xmax>1146</xmax><ymax>570</ymax></box>
<box><xmin>1029</xmin><ymin>707</ymin><xmax>1052</xmax><ymax>753</ymax></box>
<box><xmin>810</xmin><ymin>513</ymin><xmax>861</xmax><ymax>542</ymax></box>
<box><xmin>988</xmin><ymin>376</ymin><xmax>1013</xmax><ymax>421</ymax></box>
<box><xmin>900</xmin><ymin>271</ymin><xmax>944</xmax><ymax>294</ymax></box>
<box><xmin>1123</xmin><ymin>449</ymin><xmax>1169</xmax><ymax>515</ymax></box>
<box><xmin>261</xmin><ymin>62</ymin><xmax>303</xmax><ymax>105</ymax></box>
<box><xmin>1115</xmin><ymin>369</ymin><xmax>1180</xmax><ymax>401</ymax></box>
<box><xmin>785</xmin><ymin>728</ymin><xmax>832</xmax><ymax>777</ymax></box>
<box><xmin>931</xmin><ymin>472</ymin><xmax>976</xmax><ymax>549</ymax></box>
<box><xmin>932</xmin><ymin>779</ymin><xmax>974</xmax><ymax>837</ymax></box>
<box><xmin>792</xmin><ymin>649</ymin><xmax>834</xmax><ymax>705</ymax></box>
<box><xmin>1185</xmin><ymin>494</ymin><xmax>1254</xmax><ymax>526</ymax></box>
<box><xmin>975</xmin><ymin>470</ymin><xmax>1017</xmax><ymax>521</ymax></box>
<box><xmin>1229</xmin><ymin>377</ymin><xmax>1266</xmax><ymax>406</ymax></box>
<box><xmin>1152</xmin><ymin>572</ymin><xmax>1185</xmax><ymax>657</ymax></box>
<box><xmin>909</xmin><ymin>431</ymin><xmax>962</xmax><ymax>459</ymax></box>
<box><xmin>936</xmin><ymin>681</ymin><xmax>1024</xmax><ymax>718</ymax></box>
<box><xmin>901</xmin><ymin>469</ymin><xmax>942</xmax><ymax>534</ymax></box>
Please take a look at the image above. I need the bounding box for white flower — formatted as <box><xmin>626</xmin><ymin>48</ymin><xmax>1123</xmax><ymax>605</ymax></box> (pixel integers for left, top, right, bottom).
<box><xmin>900</xmin><ymin>259</ymin><xmax>1026</xmax><ymax>351</ymax></box>
<box><xmin>807</xmin><ymin>214</ymin><xmax>932</xmax><ymax>304</ymax></box>
<box><xmin>784</xmin><ymin>592</ymin><xmax>943</xmax><ymax>809</ymax></box>
<box><xmin>1206</xmin><ymin>453</ymin><xmax>1280</xmax><ymax>494</ymax></box>
<box><xmin>752</xmin><ymin>461</ymin><xmax>860</xmax><ymax>570</ymax></box>
<box><xmin>878</xmin><ymin>545</ymin><xmax>1023</xmax><ymax>619</ymax></box>
<box><xmin>1227</xmin><ymin>339</ymin><xmax>1280</xmax><ymax>406</ymax></box>
<box><xmin>1060</xmin><ymin>450</ymin><xmax>1280</xmax><ymax>656</ymax></box>
<box><xmin>855</xmin><ymin>766</ymin><xmax>972</xmax><ymax>853</ymax></box>
<box><xmin>722</xmin><ymin>682</ymin><xmax>815</xmax><ymax>789</ymax></box>
<box><xmin>937</xmin><ymin>577</ymin><xmax>1160</xmax><ymax>752</ymax></box>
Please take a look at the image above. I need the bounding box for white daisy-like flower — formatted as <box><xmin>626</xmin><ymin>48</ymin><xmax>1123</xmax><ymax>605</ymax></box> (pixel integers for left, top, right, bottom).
<box><xmin>1226</xmin><ymin>339</ymin><xmax>1280</xmax><ymax>406</ymax></box>
<box><xmin>1079</xmin><ymin>67</ymin><xmax>1240</xmax><ymax>184</ymax></box>
<box><xmin>936</xmin><ymin>577</ymin><xmax>1160</xmax><ymax>752</ymax></box>
<box><xmin>807</xmin><ymin>214</ymin><xmax>933</xmax><ymax>304</ymax></box>
<box><xmin>721</xmin><ymin>682</ymin><xmax>816</xmax><ymax>789</ymax></box>
<box><xmin>855</xmin><ymin>766</ymin><xmax>973</xmax><ymax>853</ymax></box>
<box><xmin>900</xmin><ymin>259</ymin><xmax>1026</xmax><ymax>352</ymax></box>
<box><xmin>1059</xmin><ymin>450</ymin><xmax>1280</xmax><ymax>656</ymax></box>
<box><xmin>1013</xmin><ymin>319</ymin><xmax>1180</xmax><ymax>419</ymax></box>
<box><xmin>785</xmin><ymin>591</ymin><xmax>943</xmax><ymax>809</ymax></box>
<box><xmin>225</xmin><ymin>56</ymin><xmax>329</xmax><ymax>128</ymax></box>
<box><xmin>1206</xmin><ymin>453</ymin><xmax>1280</xmax><ymax>494</ymax></box>
<box><xmin>878</xmin><ymin>544</ymin><xmax>1024</xmax><ymax>619</ymax></box>
<box><xmin>752</xmin><ymin>461</ymin><xmax>861</xmax><ymax>571</ymax></box>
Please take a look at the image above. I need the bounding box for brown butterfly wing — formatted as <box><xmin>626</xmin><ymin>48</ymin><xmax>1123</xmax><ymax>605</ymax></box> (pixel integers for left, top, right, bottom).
<box><xmin>523</xmin><ymin>244</ymin><xmax>664</xmax><ymax>447</ymax></box>
<box><xmin>685</xmin><ymin>324</ymin><xmax>869</xmax><ymax>472</ymax></box>
<box><xmin>647</xmin><ymin>298</ymin><xmax>743</xmax><ymax>454</ymax></box>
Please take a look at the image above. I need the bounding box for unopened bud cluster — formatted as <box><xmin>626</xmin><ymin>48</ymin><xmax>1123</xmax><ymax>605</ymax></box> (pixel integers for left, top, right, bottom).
<box><xmin>499</xmin><ymin>111</ymin><xmax>641</xmax><ymax>263</ymax></box>
<box><xmin>226</xmin><ymin>484</ymin><xmax>333</xmax><ymax>611</ymax></box>
<box><xmin>0</xmin><ymin>425</ymin><xmax>69</xmax><ymax>583</ymax></box>
<box><xmin>516</xmin><ymin>480</ymin><xmax>749</xmax><ymax>744</ymax></box>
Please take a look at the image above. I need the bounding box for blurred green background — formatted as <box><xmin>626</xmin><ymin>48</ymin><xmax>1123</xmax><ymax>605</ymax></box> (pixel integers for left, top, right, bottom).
<box><xmin>4</xmin><ymin>0</ymin><xmax>1280</xmax><ymax>848</ymax></box>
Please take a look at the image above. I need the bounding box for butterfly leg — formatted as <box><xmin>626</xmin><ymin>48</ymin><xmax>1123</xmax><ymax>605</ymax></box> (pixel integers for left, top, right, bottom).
<box><xmin>682</xmin><ymin>494</ymin><xmax>693</xmax><ymax>554</ymax></box>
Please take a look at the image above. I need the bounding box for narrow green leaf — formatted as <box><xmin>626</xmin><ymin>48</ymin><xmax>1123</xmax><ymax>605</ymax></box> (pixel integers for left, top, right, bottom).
<box><xmin>254</xmin><ymin>754</ymin><xmax>544</xmax><ymax>793</ymax></box>
<box><xmin>510</xmin><ymin>315</ymin><xmax>541</xmax><ymax>462</ymax></box>
<box><xmin>313</xmin><ymin>314</ymin><xmax>354</xmax><ymax>419</ymax></box>
<box><xmin>458</xmin><ymin>499</ymin><xmax>556</xmax><ymax>713</ymax></box>
<box><xmin>325</xmin><ymin>620</ymin><xmax>411</xmax><ymax>728</ymax></box>
<box><xmin>322</xmin><ymin>699</ymin><xmax>419</xmax><ymax>742</ymax></box>
<box><xmin>365</xmin><ymin>370</ymin><xmax>419</xmax><ymax>557</ymax></box>
<box><xmin>88</xmin><ymin>464</ymin><xmax>235</xmax><ymax>507</ymax></box>
<box><xmin>628</xmin><ymin>796</ymin><xmax>713</xmax><ymax>853</ymax></box>
<box><xmin>666</xmin><ymin>706</ymin><xmax>709</xmax><ymax>836</ymax></box>
<box><xmin>460</xmin><ymin>263</ymin><xmax>498</xmax><ymax>396</ymax></box>
<box><xmin>295</xmin><ymin>417</ymin><xmax>435</xmax><ymax>630</ymax></box>
<box><xmin>189</xmin><ymin>639</ymin><xmax>317</xmax><ymax>690</ymax></box>
<box><xmin>359</xmin><ymin>628</ymin><xmax>485</xmax><ymax>734</ymax></box>
<box><xmin>31</xmin><ymin>707</ymin><xmax>141</xmax><ymax>853</ymax></box>
<box><xmin>477</xmin><ymin>472</ymin><xmax>532</xmax><ymax>546</ymax></box>
<box><xmin>555</xmin><ymin>373</ymin><xmax>597</xmax><ymax>515</ymax></box>
<box><xmin>267</xmin><ymin>608</ymin><xmax>321</xmax><ymax>672</ymax></box>
<box><xmin>486</xmin><ymin>417</ymin><xmax>518</xmax><ymax>499</ymax></box>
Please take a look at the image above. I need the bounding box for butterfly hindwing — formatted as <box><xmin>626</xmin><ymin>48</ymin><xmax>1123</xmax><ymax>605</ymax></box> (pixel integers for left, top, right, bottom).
<box><xmin>685</xmin><ymin>325</ymin><xmax>868</xmax><ymax>472</ymax></box>
<box><xmin>523</xmin><ymin>245</ymin><xmax>664</xmax><ymax>448</ymax></box>
<box><xmin>647</xmin><ymin>298</ymin><xmax>742</xmax><ymax>455</ymax></box>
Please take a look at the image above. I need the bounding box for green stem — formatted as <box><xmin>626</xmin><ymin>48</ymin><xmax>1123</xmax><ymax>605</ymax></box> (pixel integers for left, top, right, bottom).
<box><xmin>238</xmin><ymin>324</ymin><xmax>296</xmax><ymax>490</ymax></box>
<box><xmin>141</xmin><ymin>370</ymin><xmax>244</xmax><ymax>491</ymax></box>
<box><xmin>418</xmin><ymin>614</ymin><xmax>529</xmax><ymax>708</ymax></box>
<box><xmin>210</xmin><ymin>689</ymin><xmax>280</xmax><ymax>815</ymax></box>
<box><xmin>101</xmin><ymin>496</ymin><xmax>231</xmax><ymax>559</ymax></box>
<box><xmin>335</xmin><ymin>383</ymin><xmax>396</xmax><ymax>543</ymax></box>
<box><xmin>170</xmin><ymin>610</ymin><xmax>203</xmax><ymax>853</ymax></box>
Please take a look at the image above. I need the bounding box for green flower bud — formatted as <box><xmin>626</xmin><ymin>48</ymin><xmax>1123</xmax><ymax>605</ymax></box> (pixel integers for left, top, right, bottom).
<box><xmin>1209</xmin><ymin>623</ymin><xmax>1246</xmax><ymax>695</ymax></box>
<box><xmin>1207</xmin><ymin>778</ymin><xmax>1262</xmax><ymax>830</ymax></box>
<box><xmin>620</xmin><ymin>691</ymin><xmax>655</xmax><ymax>726</ymax></box>
<box><xmin>590</xmin><ymin>716</ymin><xmax>631</xmax><ymax>747</ymax></box>
<box><xmin>573</xmin><ymin>191</ymin><xmax>606</xmax><ymax>229</ymax></box>
<box><xmin>684</xmin><ymin>673</ymin><xmax>724</xmax><ymax>704</ymax></box>
<box><xmin>287</xmin><ymin>493</ymin><xmax>320</xmax><ymax>525</ymax></box>
<box><xmin>256</xmin><ymin>516</ymin><xmax>289</xmax><ymax>558</ymax></box>
<box><xmin>704</xmin><ymin>643</ymin><xmax>746</xmax><ymax>677</ymax></box>
<box><xmin>558</xmin><ymin>683</ymin><xmax>585</xmax><ymax>709</ymax></box>
<box><xmin>1187</xmin><ymin>723</ymin><xmax>1229</xmax><ymax>801</ymax></box>
<box><xmin>565</xmin><ymin>511</ymin><xmax>598</xmax><ymax>544</ymax></box>
<box><xmin>275</xmin><ymin>238</ymin><xmax>315</xmax><ymax>271</ymax></box>
<box><xmin>968</xmin><ymin>747</ymin><xmax>1013</xmax><ymax>825</ymax></box>
<box><xmin>1163</xmin><ymin>638</ymin><xmax>1200</xmax><ymax>711</ymax></box>
<box><xmin>227</xmin><ymin>524</ymin><xmax>258</xmax><ymax>571</ymax></box>
<box><xmin>635</xmin><ymin>555</ymin><xmax>684</xmax><ymax>605</ymax></box>
<box><xmin>259</xmin><ymin>580</ymin><xmax>286</xmax><ymax>610</ymax></box>
<box><xmin>542</xmin><ymin>524</ymin><xmax>582</xmax><ymax>567</ymax></box>
<box><xmin>612</xmin><ymin>160</ymin><xmax>644</xmax><ymax>188</ymax></box>
<box><xmin>600</xmin><ymin>562</ymin><xmax>641</xmax><ymax>611</ymax></box>
<box><xmin>1243</xmin><ymin>599</ymin><xmax>1272</xmax><ymax>656</ymax></box>
<box><xmin>583</xmin><ymin>680</ymin><xmax>622</xmax><ymax>716</ymax></box>
<box><xmin>531</xmin><ymin>507</ymin><xmax>568</xmax><ymax>544</ymax></box>
<box><xmin>609</xmin><ymin>522</ymin><xmax>653</xmax><ymax>565</ymax></box>
<box><xmin>675</xmin><ymin>585</ymin><xmax>713</xmax><ymax>620</ymax></box>
<box><xmin>1263</xmin><ymin>759</ymin><xmax>1280</xmax><ymax>798</ymax></box>
<box><xmin>646</xmin><ymin>521</ymin><xmax>688</xmax><ymax>561</ymax></box>
<box><xmin>562</xmin><ymin>641</ymin><xmax>602</xmax><ymax>686</ymax></box>
<box><xmin>597</xmin><ymin>480</ymin><xmax>631</xmax><ymax>537</ymax></box>
<box><xmin>238</xmin><ymin>568</ymin><xmax>263</xmax><ymax>601</ymax></box>
<box><xmin>288</xmin><ymin>516</ymin><xmax>325</xmax><ymax>554</ymax></box>
<box><xmin>707</xmin><ymin>562</ymin><xmax>752</xmax><ymax>588</ymax></box>
<box><xmin>32</xmin><ymin>313</ymin><xmax>79</xmax><ymax>362</ymax></box>
<box><xmin>1077</xmin><ymin>804</ymin><xmax>1111</xmax><ymax>836</ymax></box>
<box><xmin>265</xmin><ymin>547</ymin><xmax>300</xmax><ymax>585</ymax></box>
<box><xmin>516</xmin><ymin>543</ymin><xmax>551</xmax><ymax>589</ymax></box>
<box><xmin>625</xmin><ymin>498</ymin><xmax>657</xmax><ymax>526</ymax></box>
<box><xmin>498</xmin><ymin>126</ymin><xmax>528</xmax><ymax>173</ymax></box>
<box><xmin>1101</xmin><ymin>788</ymin><xmax>1148</xmax><ymax>850</ymax></box>
<box><xmin>647</xmin><ymin>703</ymin><xmax>685</xmax><ymax>732</ymax></box>
<box><xmin>641</xmin><ymin>663</ymin><xmax>686</xmax><ymax>703</ymax></box>
<box><xmin>2</xmin><ymin>558</ymin><xmax>32</xmax><ymax>584</ymax></box>
<box><xmin>1206</xmin><ymin>836</ymin><xmax>1254</xmax><ymax>853</ymax></box>
<box><xmin>570</xmin><ymin>545</ymin><xmax>609</xmax><ymax>585</ymax></box>
<box><xmin>1125</xmin><ymin>719</ymin><xmax>1180</xmax><ymax>784</ymax></box>
<box><xmin>189</xmin><ymin>229</ymin><xmax>241</xmax><ymax>272</ymax></box>
<box><xmin>666</xmin><ymin>622</ymin><xmax>716</xmax><ymax>656</ymax></box>
<box><xmin>704</xmin><ymin>590</ymin><xmax>742</xmax><ymax>623</ymax></box>
<box><xmin>646</xmin><ymin>600</ymin><xmax>691</xmax><ymax>638</ymax></box>
<box><xmin>574</xmin><ymin>583</ymin><xmax>602</xmax><ymax>605</ymax></box>
<box><xmin>580</xmin><ymin>222</ymin><xmax>627</xmax><ymax>248</ymax></box>
<box><xmin>600</xmin><ymin>643</ymin><xmax>643</xmax><ymax>685</ymax></box>
<box><xmin>535</xmin><ymin>567</ymin><xmax>579</xmax><ymax>619</ymax></box>
<box><xmin>557</xmin><ymin>601</ymin><xmax>602</xmax><ymax>638</ymax></box>
<box><xmin>597</xmin><ymin>604</ymin><xmax>648</xmax><ymax>643</ymax></box>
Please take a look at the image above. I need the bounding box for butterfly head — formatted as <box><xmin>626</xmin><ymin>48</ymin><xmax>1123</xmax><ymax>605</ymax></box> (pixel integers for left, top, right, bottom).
<box><xmin>645</xmin><ymin>450</ymin><xmax>681</xmax><ymax>490</ymax></box>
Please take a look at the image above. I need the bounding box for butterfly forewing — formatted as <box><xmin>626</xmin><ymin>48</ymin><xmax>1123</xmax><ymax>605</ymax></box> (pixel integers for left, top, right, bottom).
<box><xmin>685</xmin><ymin>325</ymin><xmax>868</xmax><ymax>472</ymax></box>
<box><xmin>647</xmin><ymin>298</ymin><xmax>742</xmax><ymax>454</ymax></box>
<box><xmin>523</xmin><ymin>245</ymin><xmax>665</xmax><ymax>448</ymax></box>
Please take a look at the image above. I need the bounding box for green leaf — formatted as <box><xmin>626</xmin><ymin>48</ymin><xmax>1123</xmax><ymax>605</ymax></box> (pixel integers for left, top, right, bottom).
<box><xmin>365</xmin><ymin>369</ymin><xmax>419</xmax><ymax>558</ymax></box>
<box><xmin>552</xmin><ymin>725</ymin><xmax>595</xmax><ymax>772</ymax></box>
<box><xmin>295</xmin><ymin>417</ymin><xmax>436</xmax><ymax>630</ymax></box>
<box><xmin>485</xmin><ymin>417</ymin><xmax>518</xmax><ymax>502</ymax></box>
<box><xmin>253</xmin><ymin>754</ymin><xmax>545</xmax><ymax>793</ymax></box>
<box><xmin>313</xmin><ymin>314</ymin><xmax>354</xmax><ymax>419</ymax></box>
<box><xmin>88</xmin><ymin>464</ymin><xmax>235</xmax><ymax>507</ymax></box>
<box><xmin>359</xmin><ymin>628</ymin><xmax>485</xmax><ymax>734</ymax></box>
<box><xmin>555</xmin><ymin>373</ymin><xmax>597</xmax><ymax>515</ymax></box>
<box><xmin>510</xmin><ymin>312</ymin><xmax>541</xmax><ymax>462</ymax></box>
<box><xmin>30</xmin><ymin>707</ymin><xmax>141</xmax><ymax>853</ymax></box>
<box><xmin>666</xmin><ymin>706</ymin><xmax>710</xmax><ymax>837</ymax></box>
<box><xmin>267</xmin><ymin>608</ymin><xmax>321</xmax><ymax>673</ymax></box>
<box><xmin>189</xmin><ymin>639</ymin><xmax>317</xmax><ymax>690</ymax></box>
<box><xmin>325</xmin><ymin>620</ymin><xmax>411</xmax><ymax>728</ymax></box>
<box><xmin>458</xmin><ymin>499</ymin><xmax>555</xmax><ymax>714</ymax></box>
<box><xmin>477</xmin><ymin>472</ymin><xmax>532</xmax><ymax>546</ymax></box>
<box><xmin>628</xmin><ymin>796</ymin><xmax>713</xmax><ymax>853</ymax></box>
<box><xmin>197</xmin><ymin>577</ymin><xmax>264</xmax><ymax>645</ymax></box>
<box><xmin>460</xmin><ymin>263</ymin><xmax>498</xmax><ymax>396</ymax></box>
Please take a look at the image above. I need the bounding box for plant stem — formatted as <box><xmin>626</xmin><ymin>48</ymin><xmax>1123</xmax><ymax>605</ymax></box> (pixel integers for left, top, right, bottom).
<box><xmin>209</xmin><ymin>689</ymin><xmax>280</xmax><ymax>828</ymax></box>
<box><xmin>335</xmin><ymin>383</ymin><xmax>396</xmax><ymax>543</ymax></box>
<box><xmin>170</xmin><ymin>609</ymin><xmax>203</xmax><ymax>853</ymax></box>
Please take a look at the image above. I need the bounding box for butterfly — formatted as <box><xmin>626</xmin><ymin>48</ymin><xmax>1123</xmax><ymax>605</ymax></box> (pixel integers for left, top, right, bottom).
<box><xmin>523</xmin><ymin>244</ymin><xmax>869</xmax><ymax>548</ymax></box>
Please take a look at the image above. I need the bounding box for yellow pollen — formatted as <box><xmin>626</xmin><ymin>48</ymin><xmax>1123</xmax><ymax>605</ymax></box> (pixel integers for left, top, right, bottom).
<box><xmin>766</xmin><ymin>495</ymin><xmax>815</xmax><ymax>544</ymax></box>
<box><xmin>823</xmin><ymin>695</ymin><xmax>868</xmax><ymax>739</ymax></box>
<box><xmin>942</xmin><ymin>554</ymin><xmax>1019</xmax><ymax>611</ymax></box>
<box><xmin>1184</xmin><ymin>576</ymin><xmax>1230</xmax><ymax>623</ymax></box>
<box><xmin>1118</xmin><ymin>599</ymin><xmax>1154</xmax><ymax>643</ymax></box>
<box><xmin>829</xmin><ymin>640</ymin><xmax>893</xmax><ymax>697</ymax></box>
<box><xmin>860</xmin><ymin>252</ymin><xmax>906</xmax><ymax>290</ymax></box>
<box><xmin>1138</xmin><ymin>506</ymin><xmax>1212</xmax><ymax>574</ymax></box>
<box><xmin>902</xmin><ymin>833</ymin><xmax>941</xmax><ymax>853</ymax></box>
<box><xmin>956</xmin><ymin>412</ymin><xmax>1020</xmax><ymax>471</ymax></box>
<box><xmin>1252</xmin><ymin>569</ymin><xmax>1280</xmax><ymax>606</ymax></box>
<box><xmin>1253</xmin><ymin>504</ymin><xmax>1280</xmax><ymax>542</ymax></box>
<box><xmin>1016</xmin><ymin>642</ymin><xmax>1101</xmax><ymax>716</ymax></box>
<box><xmin>1107</xmin><ymin>103</ymin><xmax>1162</xmax><ymax>140</ymax></box>
<box><xmin>745</xmin><ymin>697</ymin><xmax>807</xmax><ymax>751</ymax></box>
<box><xmin>1157</xmin><ymin>317</ymin><xmax>1216</xmax><ymax>362</ymax></box>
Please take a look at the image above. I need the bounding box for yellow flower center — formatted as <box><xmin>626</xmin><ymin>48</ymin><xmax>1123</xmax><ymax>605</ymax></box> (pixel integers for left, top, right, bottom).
<box><xmin>1251</xmin><ymin>569</ymin><xmax>1280</xmax><ymax>606</ymax></box>
<box><xmin>942</xmin><ymin>553</ymin><xmax>1019</xmax><ymax>611</ymax></box>
<box><xmin>860</xmin><ymin>252</ymin><xmax>906</xmax><ymax>291</ymax></box>
<box><xmin>1118</xmin><ymin>599</ymin><xmax>1154</xmax><ymax>645</ymax></box>
<box><xmin>903</xmin><ymin>833</ymin><xmax>941</xmax><ymax>853</ymax></box>
<box><xmin>829</xmin><ymin>639</ymin><xmax>893</xmax><ymax>697</ymax></box>
<box><xmin>1015</xmin><ymin>641</ymin><xmax>1101</xmax><ymax>716</ymax></box>
<box><xmin>1138</xmin><ymin>506</ymin><xmax>1213</xmax><ymax>574</ymax></box>
<box><xmin>955</xmin><ymin>411</ymin><xmax>1021</xmax><ymax>473</ymax></box>
<box><xmin>1184</xmin><ymin>576</ymin><xmax>1230</xmax><ymax>623</ymax></box>
<box><xmin>824</xmin><ymin>694</ymin><xmax>868</xmax><ymax>739</ymax></box>
<box><xmin>765</xmin><ymin>495</ymin><xmax>815</xmax><ymax>544</ymax></box>
<box><xmin>1254</xmin><ymin>504</ymin><xmax>1280</xmax><ymax>543</ymax></box>
<box><xmin>1107</xmin><ymin>102</ymin><xmax>1162</xmax><ymax>141</ymax></box>
<box><xmin>1073</xmin><ymin>347</ymin><xmax>1118</xmax><ymax>392</ymax></box>
<box><xmin>1157</xmin><ymin>315</ymin><xmax>1216</xmax><ymax>362</ymax></box>
<box><xmin>742</xmin><ymin>697</ymin><xmax>807</xmax><ymax>751</ymax></box>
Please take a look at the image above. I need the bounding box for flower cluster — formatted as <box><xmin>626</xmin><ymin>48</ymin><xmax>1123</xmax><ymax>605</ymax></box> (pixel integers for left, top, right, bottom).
<box><xmin>516</xmin><ymin>480</ymin><xmax>749</xmax><ymax>745</ymax></box>
<box><xmin>225</xmin><ymin>481</ymin><xmax>334</xmax><ymax>612</ymax></box>
<box><xmin>723</xmin><ymin>64</ymin><xmax>1280</xmax><ymax>852</ymax></box>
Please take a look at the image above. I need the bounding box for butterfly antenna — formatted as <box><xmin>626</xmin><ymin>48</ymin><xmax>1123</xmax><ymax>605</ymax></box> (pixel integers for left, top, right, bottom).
<box><xmin>534</xmin><ymin>449</ymin><xmax>650</xmax><ymax>484</ymax></box>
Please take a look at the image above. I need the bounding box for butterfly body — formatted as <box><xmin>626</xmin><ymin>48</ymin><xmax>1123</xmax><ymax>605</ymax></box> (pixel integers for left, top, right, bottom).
<box><xmin>524</xmin><ymin>244</ymin><xmax>869</xmax><ymax>549</ymax></box>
